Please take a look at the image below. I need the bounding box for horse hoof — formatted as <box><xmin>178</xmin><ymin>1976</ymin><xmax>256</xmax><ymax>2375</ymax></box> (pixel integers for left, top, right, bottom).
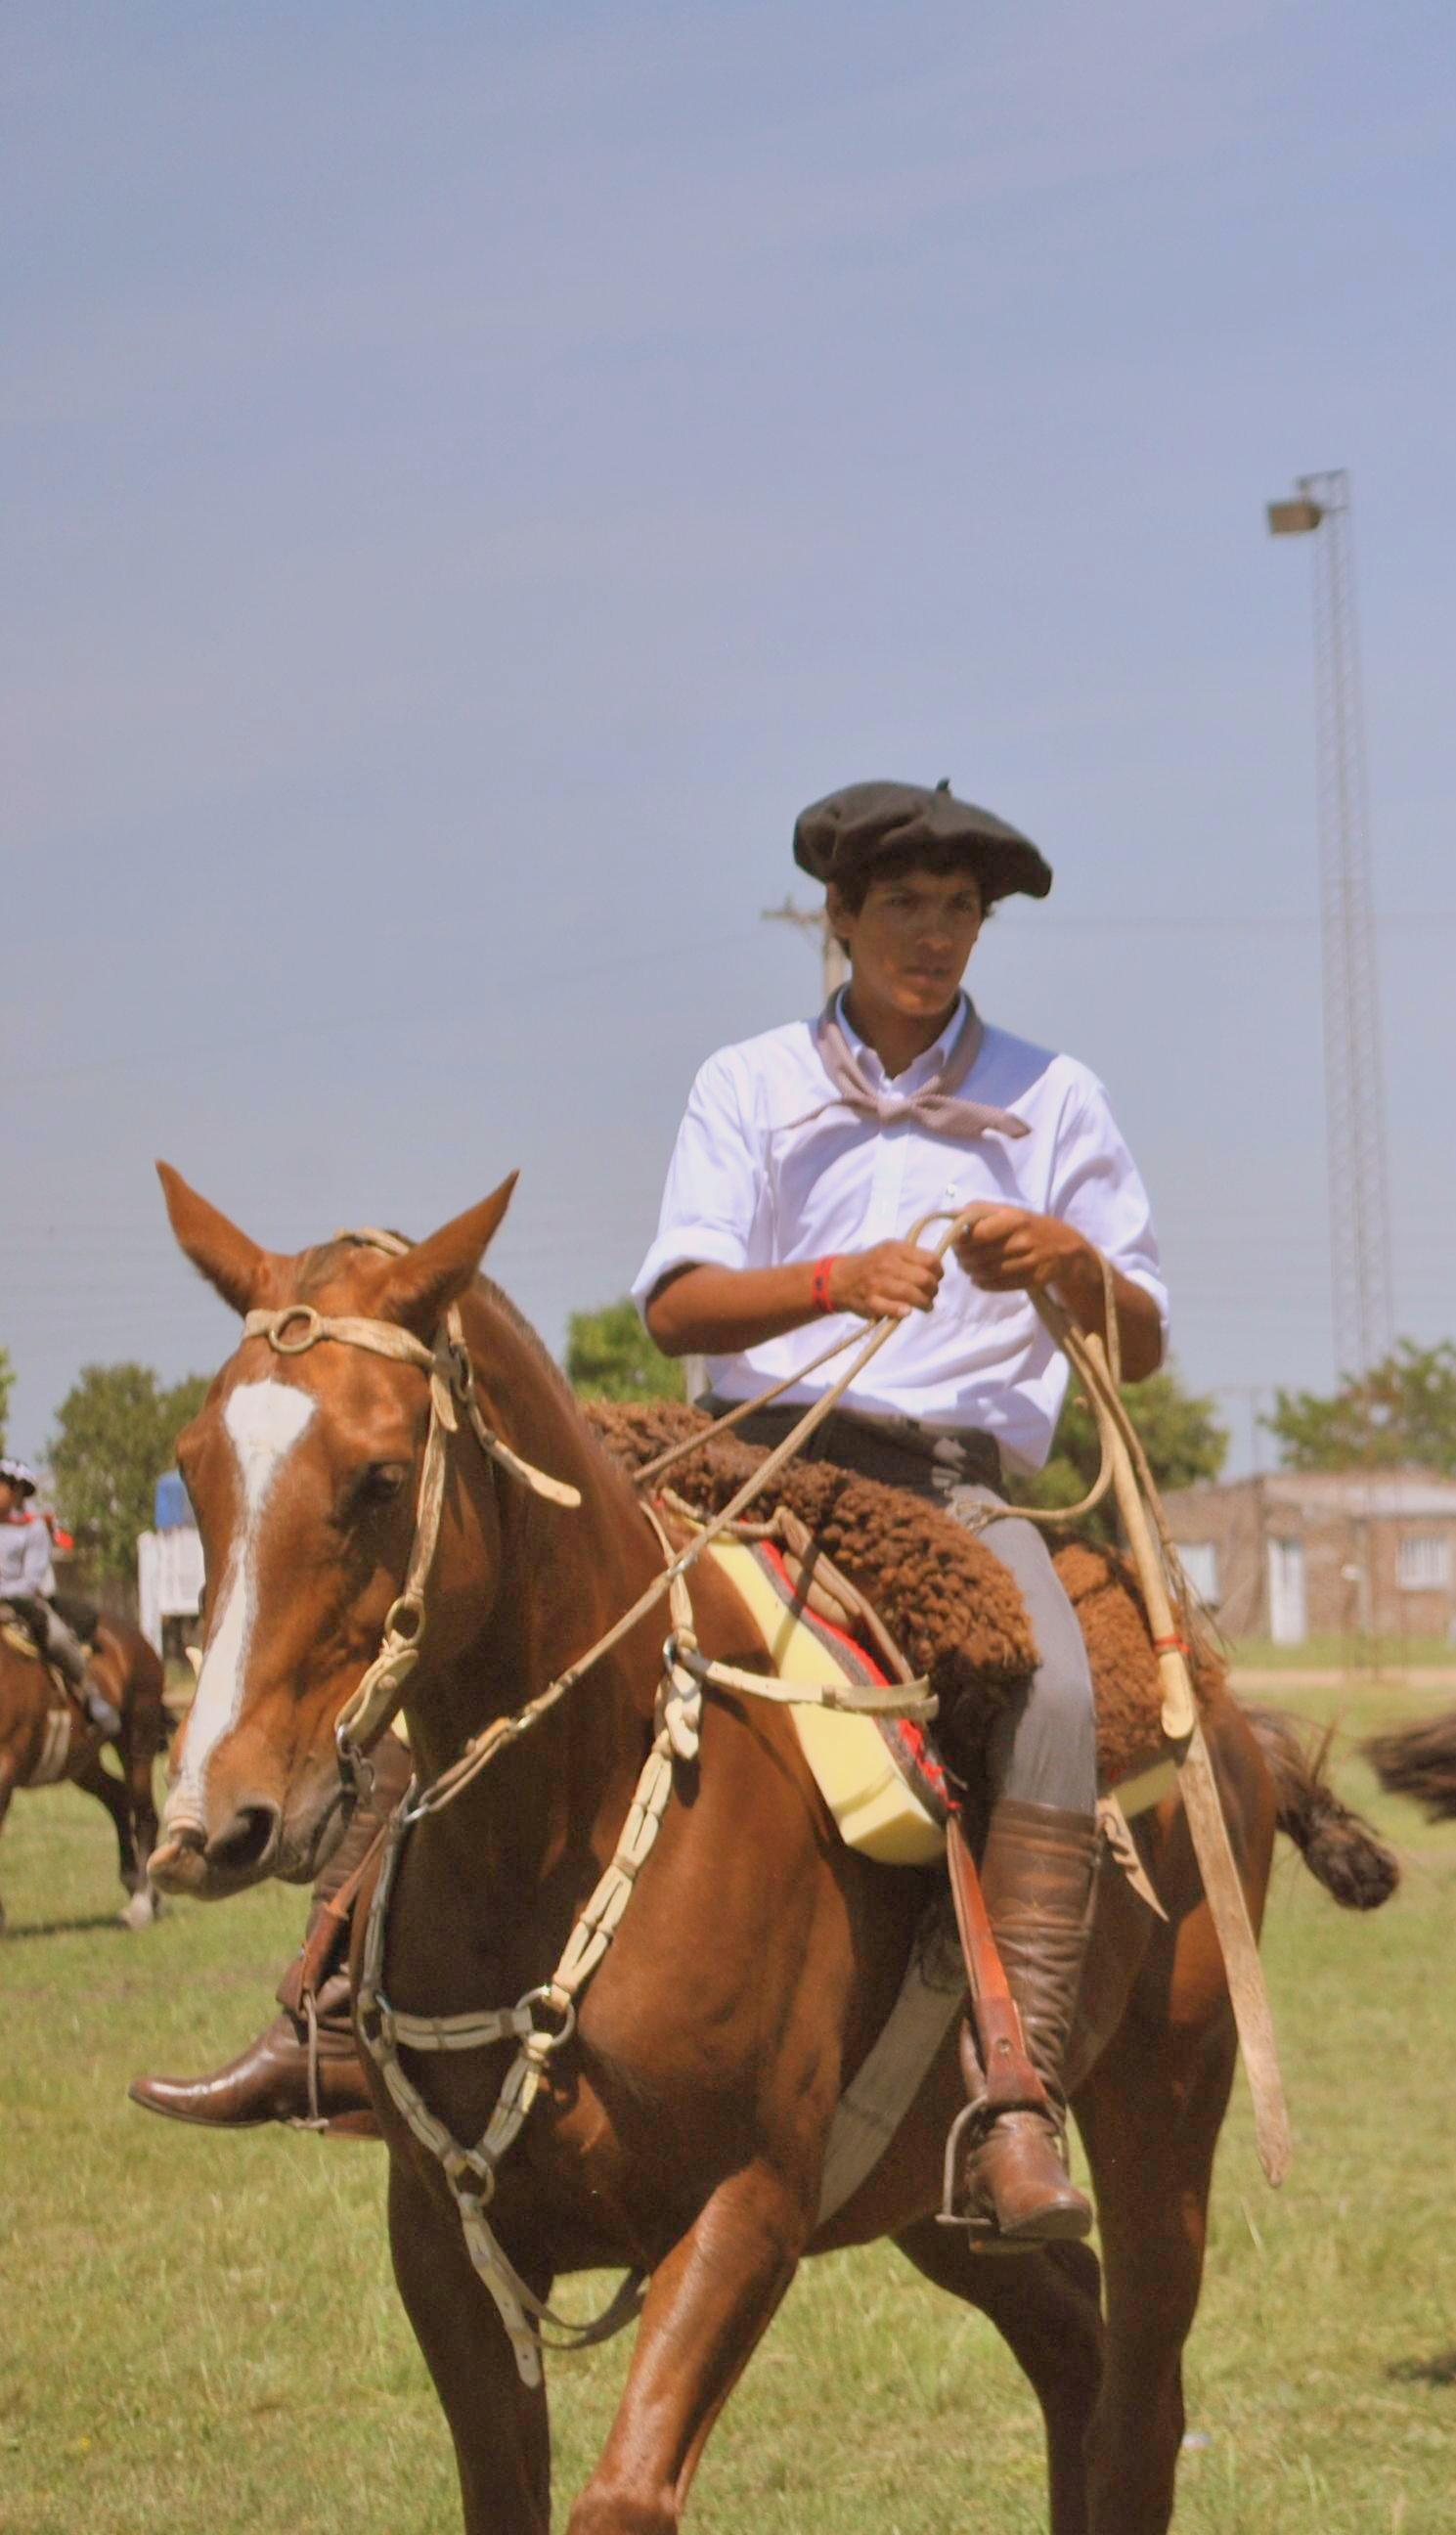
<box><xmin>118</xmin><ymin>1885</ymin><xmax>162</xmax><ymax>1931</ymax></box>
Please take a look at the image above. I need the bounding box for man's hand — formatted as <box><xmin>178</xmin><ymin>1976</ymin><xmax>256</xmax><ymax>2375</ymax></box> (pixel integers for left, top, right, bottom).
<box><xmin>953</xmin><ymin>1206</ymin><xmax>1165</xmax><ymax>1380</ymax></box>
<box><xmin>953</xmin><ymin>1206</ymin><xmax>1085</xmax><ymax>1295</ymax></box>
<box><xmin>829</xmin><ymin>1240</ymin><xmax>945</xmax><ymax>1322</ymax></box>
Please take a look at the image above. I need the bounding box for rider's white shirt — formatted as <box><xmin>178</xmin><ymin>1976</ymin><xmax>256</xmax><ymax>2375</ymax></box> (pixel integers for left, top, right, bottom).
<box><xmin>632</xmin><ymin>992</ymin><xmax>1168</xmax><ymax>1474</ymax></box>
<box><xmin>1</xmin><ymin>1512</ymin><xmax>56</xmax><ymax>1598</ymax></box>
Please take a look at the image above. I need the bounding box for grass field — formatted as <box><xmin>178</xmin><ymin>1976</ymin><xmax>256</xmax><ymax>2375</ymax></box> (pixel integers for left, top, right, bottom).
<box><xmin>1230</xmin><ymin>1633</ymin><xmax>1456</xmax><ymax>1676</ymax></box>
<box><xmin>2</xmin><ymin>1682</ymin><xmax>1452</xmax><ymax>2534</ymax></box>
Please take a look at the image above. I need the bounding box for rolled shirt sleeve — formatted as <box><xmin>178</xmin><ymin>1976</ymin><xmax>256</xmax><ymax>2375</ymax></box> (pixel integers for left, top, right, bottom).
<box><xmin>632</xmin><ymin>1053</ymin><xmax>762</xmax><ymax>1317</ymax></box>
<box><xmin>1050</xmin><ymin>1080</ymin><xmax>1169</xmax><ymax>1341</ymax></box>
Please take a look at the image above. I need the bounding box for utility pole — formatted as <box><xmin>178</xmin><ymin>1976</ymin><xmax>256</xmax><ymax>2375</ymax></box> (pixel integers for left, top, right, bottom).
<box><xmin>1266</xmin><ymin>471</ymin><xmax>1393</xmax><ymax>1383</ymax></box>
<box><xmin>761</xmin><ymin>894</ymin><xmax>847</xmax><ymax>1001</ymax></box>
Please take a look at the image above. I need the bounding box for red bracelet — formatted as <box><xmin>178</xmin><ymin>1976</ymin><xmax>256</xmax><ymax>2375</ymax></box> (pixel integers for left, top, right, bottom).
<box><xmin>811</xmin><ymin>1256</ymin><xmax>839</xmax><ymax>1314</ymax></box>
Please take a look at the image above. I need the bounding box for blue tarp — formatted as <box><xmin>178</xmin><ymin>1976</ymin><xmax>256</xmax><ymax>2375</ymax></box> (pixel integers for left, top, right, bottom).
<box><xmin>154</xmin><ymin>1471</ymin><xmax>193</xmax><ymax>1532</ymax></box>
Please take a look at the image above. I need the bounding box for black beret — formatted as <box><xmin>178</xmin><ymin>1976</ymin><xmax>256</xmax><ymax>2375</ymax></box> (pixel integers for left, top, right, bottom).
<box><xmin>792</xmin><ymin>778</ymin><xmax>1052</xmax><ymax>905</ymax></box>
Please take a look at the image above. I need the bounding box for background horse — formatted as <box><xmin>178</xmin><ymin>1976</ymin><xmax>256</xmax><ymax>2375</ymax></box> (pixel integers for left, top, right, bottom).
<box><xmin>147</xmin><ymin>1167</ymin><xmax>1394</xmax><ymax>2535</ymax></box>
<box><xmin>1365</xmin><ymin>1708</ymin><xmax>1456</xmax><ymax>1821</ymax></box>
<box><xmin>0</xmin><ymin>1608</ymin><xmax>166</xmax><ymax>1932</ymax></box>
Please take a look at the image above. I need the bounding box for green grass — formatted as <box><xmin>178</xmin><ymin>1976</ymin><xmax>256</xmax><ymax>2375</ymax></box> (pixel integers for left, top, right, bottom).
<box><xmin>1</xmin><ymin>1692</ymin><xmax>1452</xmax><ymax>2533</ymax></box>
<box><xmin>1232</xmin><ymin>1632</ymin><xmax>1456</xmax><ymax>1673</ymax></box>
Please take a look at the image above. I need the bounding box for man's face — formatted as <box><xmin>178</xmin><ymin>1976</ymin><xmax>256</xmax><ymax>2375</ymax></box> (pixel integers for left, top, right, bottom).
<box><xmin>0</xmin><ymin>1482</ymin><xmax>19</xmax><ymax>1520</ymax></box>
<box><xmin>827</xmin><ymin>864</ymin><xmax>985</xmax><ymax>1020</ymax></box>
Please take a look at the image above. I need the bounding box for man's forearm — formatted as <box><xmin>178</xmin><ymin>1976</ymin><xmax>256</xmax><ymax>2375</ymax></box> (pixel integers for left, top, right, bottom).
<box><xmin>1052</xmin><ymin>1247</ymin><xmax>1164</xmax><ymax>1384</ymax></box>
<box><xmin>646</xmin><ymin>1262</ymin><xmax>824</xmax><ymax>1357</ymax></box>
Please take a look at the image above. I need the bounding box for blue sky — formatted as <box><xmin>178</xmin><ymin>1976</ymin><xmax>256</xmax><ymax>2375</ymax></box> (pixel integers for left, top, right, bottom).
<box><xmin>6</xmin><ymin>0</ymin><xmax>1453</xmax><ymax>1471</ymax></box>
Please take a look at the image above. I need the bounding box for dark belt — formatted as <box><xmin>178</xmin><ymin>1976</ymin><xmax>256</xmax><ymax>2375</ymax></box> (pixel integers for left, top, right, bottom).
<box><xmin>700</xmin><ymin>1398</ymin><xmax>1003</xmax><ymax>1499</ymax></box>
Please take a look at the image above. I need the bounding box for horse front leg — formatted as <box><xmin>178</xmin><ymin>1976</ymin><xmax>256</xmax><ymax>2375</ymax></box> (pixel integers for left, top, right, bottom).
<box><xmin>70</xmin><ymin>1747</ymin><xmax>145</xmax><ymax>1917</ymax></box>
<box><xmin>1074</xmin><ymin>1915</ymin><xmax>1238</xmax><ymax>2535</ymax></box>
<box><xmin>568</xmin><ymin>2158</ymin><xmax>807</xmax><ymax>2535</ymax></box>
<box><xmin>388</xmin><ymin>2152</ymin><xmax>552</xmax><ymax>2535</ymax></box>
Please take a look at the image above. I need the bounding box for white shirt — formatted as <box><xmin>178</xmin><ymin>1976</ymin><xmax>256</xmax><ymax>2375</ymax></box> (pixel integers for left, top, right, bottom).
<box><xmin>1</xmin><ymin>1511</ymin><xmax>56</xmax><ymax>1599</ymax></box>
<box><xmin>632</xmin><ymin>993</ymin><xmax>1168</xmax><ymax>1473</ymax></box>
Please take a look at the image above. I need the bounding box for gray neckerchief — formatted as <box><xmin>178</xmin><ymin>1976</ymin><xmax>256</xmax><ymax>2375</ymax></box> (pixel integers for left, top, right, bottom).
<box><xmin>785</xmin><ymin>996</ymin><xmax>1031</xmax><ymax>1144</ymax></box>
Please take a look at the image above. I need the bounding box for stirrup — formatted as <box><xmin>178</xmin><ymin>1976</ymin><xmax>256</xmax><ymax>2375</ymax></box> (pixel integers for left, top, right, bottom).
<box><xmin>936</xmin><ymin>2101</ymin><xmax>1001</xmax><ymax>2240</ymax></box>
<box><xmin>285</xmin><ymin>1989</ymin><xmax>331</xmax><ymax>2135</ymax></box>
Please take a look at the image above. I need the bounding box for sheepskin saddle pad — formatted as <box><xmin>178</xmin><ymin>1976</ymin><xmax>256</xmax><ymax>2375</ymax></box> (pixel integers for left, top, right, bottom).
<box><xmin>586</xmin><ymin>1402</ymin><xmax>1209</xmax><ymax>1835</ymax></box>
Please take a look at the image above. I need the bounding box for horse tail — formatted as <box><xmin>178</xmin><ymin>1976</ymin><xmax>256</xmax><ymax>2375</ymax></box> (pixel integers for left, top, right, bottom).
<box><xmin>1244</xmin><ymin>1706</ymin><xmax>1399</xmax><ymax>1909</ymax></box>
<box><xmin>1362</xmin><ymin>1705</ymin><xmax>1456</xmax><ymax>1823</ymax></box>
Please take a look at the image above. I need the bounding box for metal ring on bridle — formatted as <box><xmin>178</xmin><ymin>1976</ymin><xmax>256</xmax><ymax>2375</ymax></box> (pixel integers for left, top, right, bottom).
<box><xmin>518</xmin><ymin>1984</ymin><xmax>577</xmax><ymax>2051</ymax></box>
<box><xmin>268</xmin><ymin>1304</ymin><xmax>324</xmax><ymax>1355</ymax></box>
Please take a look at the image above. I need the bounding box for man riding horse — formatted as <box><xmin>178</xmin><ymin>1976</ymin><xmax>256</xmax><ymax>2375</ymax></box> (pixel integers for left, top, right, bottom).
<box><xmin>0</xmin><ymin>1455</ymin><xmax>122</xmax><ymax>1737</ymax></box>
<box><xmin>132</xmin><ymin>777</ymin><xmax>1166</xmax><ymax>2249</ymax></box>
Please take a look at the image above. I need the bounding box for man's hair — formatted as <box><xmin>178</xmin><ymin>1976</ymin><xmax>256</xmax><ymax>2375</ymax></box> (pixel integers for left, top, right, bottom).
<box><xmin>828</xmin><ymin>843</ymin><xmax>992</xmax><ymax>947</ymax></box>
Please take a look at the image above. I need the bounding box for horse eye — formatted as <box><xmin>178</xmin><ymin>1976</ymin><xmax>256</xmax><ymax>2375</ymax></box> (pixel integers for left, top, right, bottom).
<box><xmin>357</xmin><ymin>1461</ymin><xmax>408</xmax><ymax>1510</ymax></box>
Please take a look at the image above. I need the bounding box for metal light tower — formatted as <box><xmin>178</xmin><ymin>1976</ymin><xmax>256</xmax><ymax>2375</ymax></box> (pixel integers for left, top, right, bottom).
<box><xmin>1266</xmin><ymin>471</ymin><xmax>1392</xmax><ymax>1380</ymax></box>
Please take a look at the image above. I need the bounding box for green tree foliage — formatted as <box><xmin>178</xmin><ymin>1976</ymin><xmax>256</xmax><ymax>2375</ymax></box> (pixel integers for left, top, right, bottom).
<box><xmin>1011</xmin><ymin>1361</ymin><xmax>1229</xmax><ymax>1538</ymax></box>
<box><xmin>1265</xmin><ymin>1340</ymin><xmax>1456</xmax><ymax>1474</ymax></box>
<box><xmin>0</xmin><ymin>1345</ymin><xmax>13</xmax><ymax>1451</ymax></box>
<box><xmin>49</xmin><ymin>1364</ymin><xmax>213</xmax><ymax>1579</ymax></box>
<box><xmin>565</xmin><ymin>1300</ymin><xmax>684</xmax><ymax>1403</ymax></box>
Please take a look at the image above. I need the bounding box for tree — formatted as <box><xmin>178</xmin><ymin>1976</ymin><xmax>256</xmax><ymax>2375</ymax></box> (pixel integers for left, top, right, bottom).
<box><xmin>1265</xmin><ymin>1340</ymin><xmax>1456</xmax><ymax>1474</ymax></box>
<box><xmin>49</xmin><ymin>1364</ymin><xmax>213</xmax><ymax>1580</ymax></box>
<box><xmin>565</xmin><ymin>1301</ymin><xmax>684</xmax><ymax>1404</ymax></box>
<box><xmin>0</xmin><ymin>1345</ymin><xmax>12</xmax><ymax>1452</ymax></box>
<box><xmin>1010</xmin><ymin>1361</ymin><xmax>1229</xmax><ymax>1538</ymax></box>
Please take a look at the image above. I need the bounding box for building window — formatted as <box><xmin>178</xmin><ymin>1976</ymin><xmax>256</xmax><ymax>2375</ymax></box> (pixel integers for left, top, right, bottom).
<box><xmin>1176</xmin><ymin>1541</ymin><xmax>1219</xmax><ymax>1604</ymax></box>
<box><xmin>1397</xmin><ymin>1534</ymin><xmax>1451</xmax><ymax>1591</ymax></box>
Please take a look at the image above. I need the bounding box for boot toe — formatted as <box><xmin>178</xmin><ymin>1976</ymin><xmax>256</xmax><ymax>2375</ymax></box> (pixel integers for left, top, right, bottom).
<box><xmin>127</xmin><ymin>2071</ymin><xmax>271</xmax><ymax>2129</ymax></box>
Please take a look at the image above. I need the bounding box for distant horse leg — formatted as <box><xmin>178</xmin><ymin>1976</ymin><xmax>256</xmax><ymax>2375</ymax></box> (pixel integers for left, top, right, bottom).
<box><xmin>387</xmin><ymin>2156</ymin><xmax>552</xmax><ymax>2535</ymax></box>
<box><xmin>70</xmin><ymin>1747</ymin><xmax>143</xmax><ymax>1906</ymax></box>
<box><xmin>1075</xmin><ymin>1931</ymin><xmax>1237</xmax><ymax>2535</ymax></box>
<box><xmin>119</xmin><ymin>1707</ymin><xmax>162</xmax><ymax>1924</ymax></box>
<box><xmin>896</xmin><ymin>2220</ymin><xmax>1104</xmax><ymax>2535</ymax></box>
<box><xmin>0</xmin><ymin>1769</ymin><xmax>14</xmax><ymax>1932</ymax></box>
<box><xmin>569</xmin><ymin>2161</ymin><xmax>805</xmax><ymax>2534</ymax></box>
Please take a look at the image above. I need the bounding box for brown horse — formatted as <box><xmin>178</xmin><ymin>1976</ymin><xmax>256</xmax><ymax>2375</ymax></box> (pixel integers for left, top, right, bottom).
<box><xmin>0</xmin><ymin>1609</ymin><xmax>166</xmax><ymax>1931</ymax></box>
<box><xmin>148</xmin><ymin>1169</ymin><xmax>1393</xmax><ymax>2535</ymax></box>
<box><xmin>1366</xmin><ymin>1706</ymin><xmax>1456</xmax><ymax>1820</ymax></box>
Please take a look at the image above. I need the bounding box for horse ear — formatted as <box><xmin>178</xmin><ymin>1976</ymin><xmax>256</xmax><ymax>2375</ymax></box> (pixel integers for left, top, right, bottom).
<box><xmin>380</xmin><ymin>1174</ymin><xmax>519</xmax><ymax>1334</ymax></box>
<box><xmin>155</xmin><ymin>1162</ymin><xmax>269</xmax><ymax>1317</ymax></box>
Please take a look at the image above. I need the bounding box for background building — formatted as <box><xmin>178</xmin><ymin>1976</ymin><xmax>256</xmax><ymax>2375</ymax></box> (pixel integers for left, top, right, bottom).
<box><xmin>1164</xmin><ymin>1468</ymin><xmax>1456</xmax><ymax>1645</ymax></box>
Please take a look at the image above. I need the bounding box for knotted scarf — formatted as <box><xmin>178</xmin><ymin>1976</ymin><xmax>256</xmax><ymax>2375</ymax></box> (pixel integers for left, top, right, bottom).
<box><xmin>782</xmin><ymin>998</ymin><xmax>1030</xmax><ymax>1146</ymax></box>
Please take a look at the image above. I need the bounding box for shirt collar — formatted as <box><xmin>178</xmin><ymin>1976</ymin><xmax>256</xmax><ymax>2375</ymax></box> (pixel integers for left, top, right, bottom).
<box><xmin>832</xmin><ymin>987</ymin><xmax>974</xmax><ymax>1091</ymax></box>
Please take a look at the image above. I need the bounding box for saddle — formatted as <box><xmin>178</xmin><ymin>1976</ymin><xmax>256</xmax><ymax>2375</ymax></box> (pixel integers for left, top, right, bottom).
<box><xmin>586</xmin><ymin>1401</ymin><xmax>1201</xmax><ymax>1846</ymax></box>
<box><xmin>0</xmin><ymin>1601</ymin><xmax>81</xmax><ymax>1786</ymax></box>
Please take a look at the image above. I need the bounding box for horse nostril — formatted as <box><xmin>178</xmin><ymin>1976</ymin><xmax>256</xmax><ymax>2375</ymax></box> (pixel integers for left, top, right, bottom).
<box><xmin>204</xmin><ymin>1802</ymin><xmax>280</xmax><ymax>1875</ymax></box>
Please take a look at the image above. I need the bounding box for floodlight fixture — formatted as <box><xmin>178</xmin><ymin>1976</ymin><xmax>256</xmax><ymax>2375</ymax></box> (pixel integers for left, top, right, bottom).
<box><xmin>1266</xmin><ymin>495</ymin><xmax>1324</xmax><ymax>536</ymax></box>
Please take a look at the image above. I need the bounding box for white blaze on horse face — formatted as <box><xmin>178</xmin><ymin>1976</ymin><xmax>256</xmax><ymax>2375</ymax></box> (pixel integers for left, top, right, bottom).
<box><xmin>168</xmin><ymin>1380</ymin><xmax>316</xmax><ymax>1829</ymax></box>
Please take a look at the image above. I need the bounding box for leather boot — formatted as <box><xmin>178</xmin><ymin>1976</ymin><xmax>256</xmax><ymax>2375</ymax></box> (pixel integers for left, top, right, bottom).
<box><xmin>126</xmin><ymin>1973</ymin><xmax>379</xmax><ymax>2137</ymax></box>
<box><xmin>127</xmin><ymin>1736</ymin><xmax>413</xmax><ymax>2139</ymax></box>
<box><xmin>951</xmin><ymin>1800</ymin><xmax>1097</xmax><ymax>2247</ymax></box>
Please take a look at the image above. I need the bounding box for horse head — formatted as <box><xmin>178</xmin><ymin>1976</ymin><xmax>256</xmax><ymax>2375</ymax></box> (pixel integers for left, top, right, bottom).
<box><xmin>150</xmin><ymin>1164</ymin><xmax>518</xmax><ymax>1898</ymax></box>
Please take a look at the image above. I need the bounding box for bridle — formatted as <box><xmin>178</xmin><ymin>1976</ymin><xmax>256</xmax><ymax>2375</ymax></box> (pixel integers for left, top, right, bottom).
<box><xmin>239</xmin><ymin>1227</ymin><xmax>581</xmax><ymax>1819</ymax></box>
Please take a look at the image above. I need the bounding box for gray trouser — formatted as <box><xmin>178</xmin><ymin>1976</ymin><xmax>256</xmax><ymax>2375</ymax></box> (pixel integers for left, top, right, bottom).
<box><xmin>7</xmin><ymin>1594</ymin><xmax>89</xmax><ymax>1690</ymax></box>
<box><xmin>725</xmin><ymin>1402</ymin><xmax>1098</xmax><ymax>1817</ymax></box>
